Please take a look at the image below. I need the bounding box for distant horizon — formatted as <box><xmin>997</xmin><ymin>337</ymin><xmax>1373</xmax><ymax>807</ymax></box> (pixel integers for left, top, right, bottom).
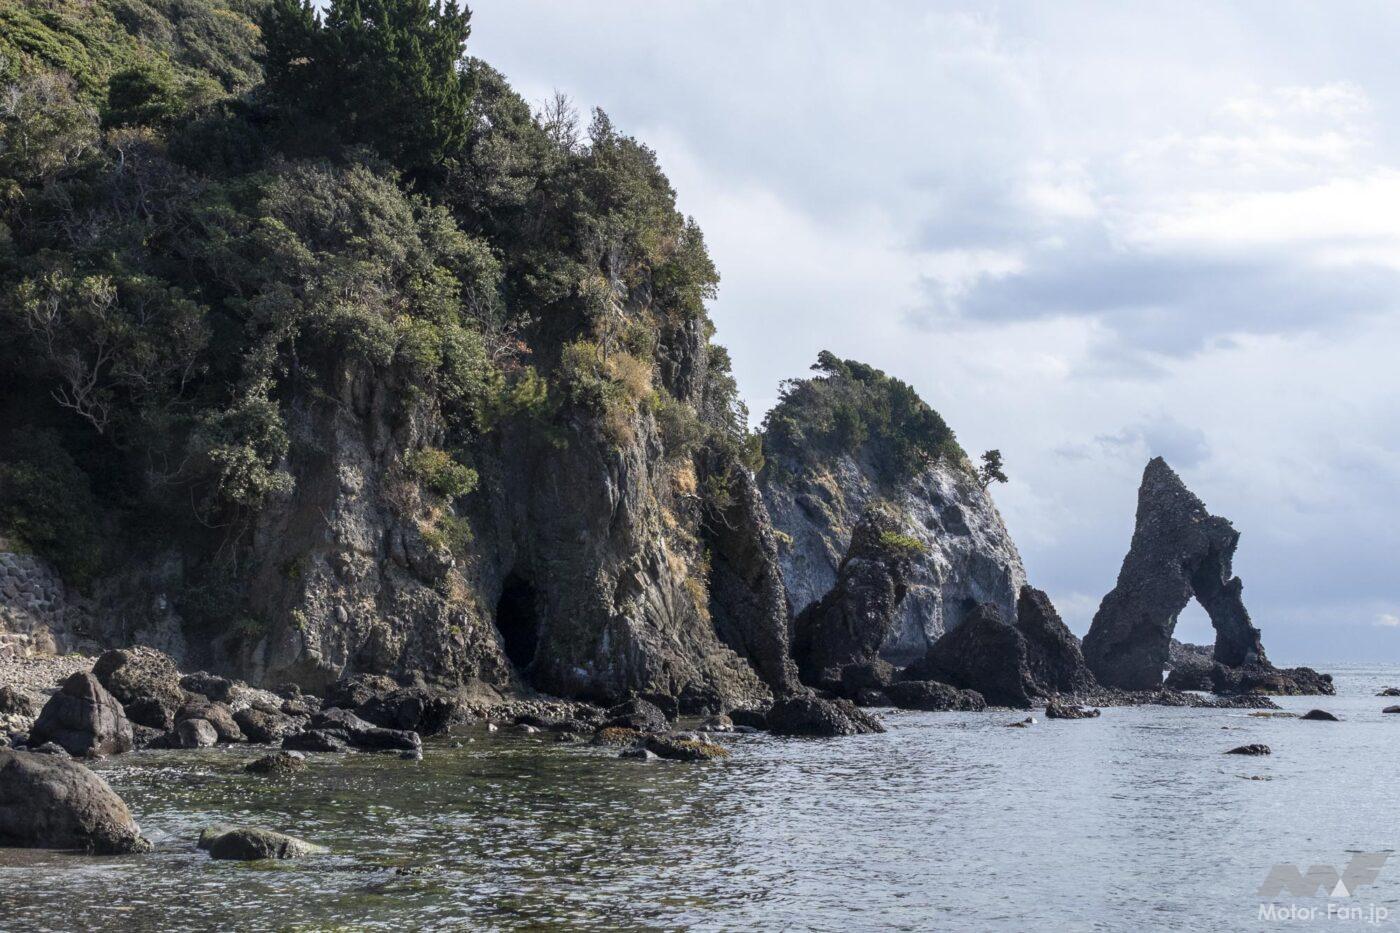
<box><xmin>469</xmin><ymin>0</ymin><xmax>1399</xmax><ymax>663</ymax></box>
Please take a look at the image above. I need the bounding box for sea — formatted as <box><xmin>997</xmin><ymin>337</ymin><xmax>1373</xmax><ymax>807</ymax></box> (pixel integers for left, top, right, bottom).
<box><xmin>2</xmin><ymin>663</ymin><xmax>1397</xmax><ymax>931</ymax></box>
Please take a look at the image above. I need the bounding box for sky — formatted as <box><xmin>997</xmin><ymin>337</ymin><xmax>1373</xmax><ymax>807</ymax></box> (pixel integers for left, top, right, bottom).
<box><xmin>466</xmin><ymin>1</ymin><xmax>1400</xmax><ymax>664</ymax></box>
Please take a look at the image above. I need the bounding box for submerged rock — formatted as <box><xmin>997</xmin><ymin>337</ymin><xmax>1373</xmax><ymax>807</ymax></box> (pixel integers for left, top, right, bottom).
<box><xmin>643</xmin><ymin>734</ymin><xmax>731</xmax><ymax>761</ymax></box>
<box><xmin>766</xmin><ymin>695</ymin><xmax>885</xmax><ymax>737</ymax></box>
<box><xmin>884</xmin><ymin>680</ymin><xmax>986</xmax><ymax>712</ymax></box>
<box><xmin>1383</xmin><ymin>706</ymin><xmax>1400</xmax><ymax>714</ymax></box>
<box><xmin>29</xmin><ymin>673</ymin><xmax>133</xmax><ymax>758</ymax></box>
<box><xmin>244</xmin><ymin>751</ymin><xmax>307</xmax><ymax>774</ymax></box>
<box><xmin>1377</xmin><ymin>688</ymin><xmax>1400</xmax><ymax>697</ymax></box>
<box><xmin>1045</xmin><ymin>702</ymin><xmax>1101</xmax><ymax>720</ymax></box>
<box><xmin>1083</xmin><ymin>458</ymin><xmax>1278</xmax><ymax>691</ymax></box>
<box><xmin>910</xmin><ymin>604</ymin><xmax>1036</xmax><ymax>708</ymax></box>
<box><xmin>0</xmin><ymin>749</ymin><xmax>150</xmax><ymax>853</ymax></box>
<box><xmin>198</xmin><ymin>824</ymin><xmax>326</xmax><ymax>860</ymax></box>
<box><xmin>1226</xmin><ymin>744</ymin><xmax>1271</xmax><ymax>755</ymax></box>
<box><xmin>1300</xmin><ymin>709</ymin><xmax>1340</xmax><ymax>722</ymax></box>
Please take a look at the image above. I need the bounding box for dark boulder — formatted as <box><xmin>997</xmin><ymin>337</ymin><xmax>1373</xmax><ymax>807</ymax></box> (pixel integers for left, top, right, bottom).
<box><xmin>92</xmin><ymin>647</ymin><xmax>184</xmax><ymax>730</ymax></box>
<box><xmin>854</xmin><ymin>689</ymin><xmax>891</xmax><ymax>707</ymax></box>
<box><xmin>727</xmin><ymin>707</ymin><xmax>769</xmax><ymax>730</ymax></box>
<box><xmin>0</xmin><ymin>750</ymin><xmax>150</xmax><ymax>854</ymax></box>
<box><xmin>1226</xmin><ymin>744</ymin><xmax>1271</xmax><ymax>755</ymax></box>
<box><xmin>281</xmin><ymin>729</ymin><xmax>348</xmax><ymax>753</ymax></box>
<box><xmin>767</xmin><ymin>695</ymin><xmax>885</xmax><ymax>737</ymax></box>
<box><xmin>1211</xmin><ymin>664</ymin><xmax>1334</xmax><ymax>697</ymax></box>
<box><xmin>642</xmin><ymin>734</ymin><xmax>731</xmax><ymax>761</ymax></box>
<box><xmin>1301</xmin><ymin>709</ymin><xmax>1339</xmax><ymax>722</ymax></box>
<box><xmin>1378</xmin><ymin>688</ymin><xmax>1400</xmax><ymax>697</ymax></box>
<box><xmin>1045</xmin><ymin>701</ymin><xmax>1101</xmax><ymax>720</ymax></box>
<box><xmin>910</xmin><ymin>604</ymin><xmax>1036</xmax><ymax>708</ymax></box>
<box><xmin>175</xmin><ymin>718</ymin><xmax>218</xmax><ymax>748</ymax></box>
<box><xmin>0</xmin><ymin>686</ymin><xmax>39</xmax><ymax>718</ymax></box>
<box><xmin>244</xmin><ymin>751</ymin><xmax>307</xmax><ymax>774</ymax></box>
<box><xmin>604</xmin><ymin>697</ymin><xmax>669</xmax><ymax>733</ymax></box>
<box><xmin>199</xmin><ymin>825</ymin><xmax>325</xmax><ymax>860</ymax></box>
<box><xmin>792</xmin><ymin>509</ymin><xmax>913</xmax><ymax>686</ymax></box>
<box><xmin>356</xmin><ymin>687</ymin><xmax>456</xmax><ymax>735</ymax></box>
<box><xmin>322</xmin><ymin>673</ymin><xmax>399</xmax><ymax>711</ymax></box>
<box><xmin>29</xmin><ymin>674</ymin><xmax>133</xmax><ymax>757</ymax></box>
<box><xmin>1384</xmin><ymin>706</ymin><xmax>1400</xmax><ymax>714</ymax></box>
<box><xmin>306</xmin><ymin>708</ymin><xmax>421</xmax><ymax>752</ymax></box>
<box><xmin>1163</xmin><ymin>661</ymin><xmax>1214</xmax><ymax>692</ymax></box>
<box><xmin>1083</xmin><ymin>458</ymin><xmax>1270</xmax><ymax>690</ymax></box>
<box><xmin>233</xmin><ymin>708</ymin><xmax>301</xmax><ymax>745</ymax></box>
<box><xmin>176</xmin><ymin>700</ymin><xmax>244</xmax><ymax>743</ymax></box>
<box><xmin>179</xmin><ymin>672</ymin><xmax>235</xmax><ymax>704</ymax></box>
<box><xmin>1014</xmin><ymin>586</ymin><xmax>1096</xmax><ymax>694</ymax></box>
<box><xmin>885</xmin><ymin>680</ymin><xmax>986</xmax><ymax>712</ymax></box>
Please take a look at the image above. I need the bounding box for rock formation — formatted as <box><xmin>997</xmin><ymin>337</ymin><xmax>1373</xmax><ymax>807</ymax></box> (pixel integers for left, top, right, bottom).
<box><xmin>1082</xmin><ymin>458</ymin><xmax>1271</xmax><ymax>691</ymax></box>
<box><xmin>1014</xmin><ymin>586</ymin><xmax>1097</xmax><ymax>695</ymax></box>
<box><xmin>28</xmin><ymin>673</ymin><xmax>134</xmax><ymax>757</ymax></box>
<box><xmin>791</xmin><ymin>508</ymin><xmax>915</xmax><ymax>688</ymax></box>
<box><xmin>909</xmin><ymin>604</ymin><xmax>1037</xmax><ymax>708</ymax></box>
<box><xmin>0</xmin><ymin>749</ymin><xmax>150</xmax><ymax>853</ymax></box>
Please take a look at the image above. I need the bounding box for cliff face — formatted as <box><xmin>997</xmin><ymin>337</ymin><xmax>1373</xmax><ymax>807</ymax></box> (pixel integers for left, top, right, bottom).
<box><xmin>761</xmin><ymin>452</ymin><xmax>1026</xmax><ymax>665</ymax></box>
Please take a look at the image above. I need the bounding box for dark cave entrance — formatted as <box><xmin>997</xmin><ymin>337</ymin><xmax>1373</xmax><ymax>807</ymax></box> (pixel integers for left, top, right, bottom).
<box><xmin>495</xmin><ymin>572</ymin><xmax>541</xmax><ymax>671</ymax></box>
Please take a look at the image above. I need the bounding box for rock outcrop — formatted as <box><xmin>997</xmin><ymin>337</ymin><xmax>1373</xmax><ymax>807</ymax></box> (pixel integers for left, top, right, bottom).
<box><xmin>28</xmin><ymin>673</ymin><xmax>134</xmax><ymax>757</ymax></box>
<box><xmin>909</xmin><ymin>604</ymin><xmax>1036</xmax><ymax>708</ymax></box>
<box><xmin>1014</xmin><ymin>586</ymin><xmax>1097</xmax><ymax>695</ymax></box>
<box><xmin>791</xmin><ymin>508</ymin><xmax>915</xmax><ymax>688</ymax></box>
<box><xmin>0</xmin><ymin>749</ymin><xmax>150</xmax><ymax>853</ymax></box>
<box><xmin>92</xmin><ymin>647</ymin><xmax>185</xmax><ymax>731</ymax></box>
<box><xmin>766</xmin><ymin>695</ymin><xmax>886</xmax><ymax>737</ymax></box>
<box><xmin>1084</xmin><ymin>458</ymin><xmax>1298</xmax><ymax>692</ymax></box>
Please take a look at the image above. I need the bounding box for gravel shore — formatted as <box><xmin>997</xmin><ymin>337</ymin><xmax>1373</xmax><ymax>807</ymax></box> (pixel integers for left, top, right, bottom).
<box><xmin>0</xmin><ymin>653</ymin><xmax>95</xmax><ymax>701</ymax></box>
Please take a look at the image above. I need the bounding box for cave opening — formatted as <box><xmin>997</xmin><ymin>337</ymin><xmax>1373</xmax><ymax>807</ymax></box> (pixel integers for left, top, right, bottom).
<box><xmin>495</xmin><ymin>572</ymin><xmax>541</xmax><ymax>671</ymax></box>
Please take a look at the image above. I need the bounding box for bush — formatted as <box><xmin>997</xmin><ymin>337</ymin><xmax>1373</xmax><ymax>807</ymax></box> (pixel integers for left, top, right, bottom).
<box><xmin>878</xmin><ymin>531</ymin><xmax>927</xmax><ymax>558</ymax></box>
<box><xmin>0</xmin><ymin>429</ymin><xmax>103</xmax><ymax>585</ymax></box>
<box><xmin>405</xmin><ymin>447</ymin><xmax>478</xmax><ymax>499</ymax></box>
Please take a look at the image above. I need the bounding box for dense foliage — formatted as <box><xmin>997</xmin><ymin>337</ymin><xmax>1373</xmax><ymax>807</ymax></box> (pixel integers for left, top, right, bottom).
<box><xmin>761</xmin><ymin>351</ymin><xmax>964</xmax><ymax>484</ymax></box>
<box><xmin>0</xmin><ymin>0</ymin><xmax>752</xmax><ymax>580</ymax></box>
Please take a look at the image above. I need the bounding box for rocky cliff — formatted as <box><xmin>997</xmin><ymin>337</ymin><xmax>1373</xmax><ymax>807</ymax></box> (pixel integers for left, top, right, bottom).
<box><xmin>759</xmin><ymin>355</ymin><xmax>1026</xmax><ymax>666</ymax></box>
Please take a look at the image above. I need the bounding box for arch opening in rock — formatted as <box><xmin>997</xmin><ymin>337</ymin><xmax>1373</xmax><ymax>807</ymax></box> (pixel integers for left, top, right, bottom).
<box><xmin>495</xmin><ymin>573</ymin><xmax>541</xmax><ymax>671</ymax></box>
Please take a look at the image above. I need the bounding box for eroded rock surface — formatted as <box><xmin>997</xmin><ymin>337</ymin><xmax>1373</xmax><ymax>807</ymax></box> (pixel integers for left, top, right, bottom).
<box><xmin>909</xmin><ymin>604</ymin><xmax>1036</xmax><ymax>709</ymax></box>
<box><xmin>0</xmin><ymin>749</ymin><xmax>150</xmax><ymax>853</ymax></box>
<box><xmin>1014</xmin><ymin>586</ymin><xmax>1097</xmax><ymax>695</ymax></box>
<box><xmin>29</xmin><ymin>673</ymin><xmax>133</xmax><ymax>757</ymax></box>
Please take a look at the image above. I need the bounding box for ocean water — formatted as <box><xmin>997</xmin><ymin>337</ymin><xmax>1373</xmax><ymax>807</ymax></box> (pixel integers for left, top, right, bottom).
<box><xmin>2</xmin><ymin>664</ymin><xmax>1398</xmax><ymax>932</ymax></box>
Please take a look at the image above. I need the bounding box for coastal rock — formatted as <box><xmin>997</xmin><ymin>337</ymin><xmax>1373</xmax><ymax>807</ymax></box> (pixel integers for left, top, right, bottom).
<box><xmin>1082</xmin><ymin>458</ymin><xmax>1270</xmax><ymax>690</ymax></box>
<box><xmin>642</xmin><ymin>734</ymin><xmax>731</xmax><ymax>761</ymax></box>
<box><xmin>1383</xmin><ymin>706</ymin><xmax>1400</xmax><ymax>714</ymax></box>
<box><xmin>1377</xmin><ymin>688</ymin><xmax>1400</xmax><ymax>697</ymax></box>
<box><xmin>1300</xmin><ymin>709</ymin><xmax>1339</xmax><ymax>722</ymax></box>
<box><xmin>603</xmin><ymin>697</ymin><xmax>669</xmax><ymax>733</ymax></box>
<box><xmin>909</xmin><ymin>604</ymin><xmax>1035</xmax><ymax>708</ymax></box>
<box><xmin>281</xmin><ymin>729</ymin><xmax>349</xmax><ymax>753</ymax></box>
<box><xmin>245</xmin><ymin>751</ymin><xmax>307</xmax><ymax>774</ymax></box>
<box><xmin>355</xmin><ymin>686</ymin><xmax>457</xmax><ymax>735</ymax></box>
<box><xmin>1226</xmin><ymin>744</ymin><xmax>1271</xmax><ymax>755</ymax></box>
<box><xmin>179</xmin><ymin>672</ymin><xmax>235</xmax><ymax>704</ymax></box>
<box><xmin>1014</xmin><ymin>587</ymin><xmax>1096</xmax><ymax>695</ymax></box>
<box><xmin>91</xmin><ymin>647</ymin><xmax>184</xmax><ymax>731</ymax></box>
<box><xmin>306</xmin><ymin>708</ymin><xmax>421</xmax><ymax>751</ymax></box>
<box><xmin>198</xmin><ymin>824</ymin><xmax>325</xmax><ymax>860</ymax></box>
<box><xmin>1045</xmin><ymin>701</ymin><xmax>1101</xmax><ymax>720</ymax></box>
<box><xmin>791</xmin><ymin>509</ymin><xmax>913</xmax><ymax>687</ymax></box>
<box><xmin>766</xmin><ymin>695</ymin><xmax>885</xmax><ymax>737</ymax></box>
<box><xmin>0</xmin><ymin>750</ymin><xmax>150</xmax><ymax>853</ymax></box>
<box><xmin>176</xmin><ymin>700</ymin><xmax>244</xmax><ymax>743</ymax></box>
<box><xmin>322</xmin><ymin>674</ymin><xmax>399</xmax><ymax>711</ymax></box>
<box><xmin>0</xmin><ymin>685</ymin><xmax>38</xmax><ymax>718</ymax></box>
<box><xmin>233</xmin><ymin>707</ymin><xmax>301</xmax><ymax>744</ymax></box>
<box><xmin>175</xmin><ymin>718</ymin><xmax>218</xmax><ymax>748</ymax></box>
<box><xmin>29</xmin><ymin>673</ymin><xmax>134</xmax><ymax>757</ymax></box>
<box><xmin>619</xmin><ymin>747</ymin><xmax>658</xmax><ymax>761</ymax></box>
<box><xmin>884</xmin><ymin>680</ymin><xmax>986</xmax><ymax>712</ymax></box>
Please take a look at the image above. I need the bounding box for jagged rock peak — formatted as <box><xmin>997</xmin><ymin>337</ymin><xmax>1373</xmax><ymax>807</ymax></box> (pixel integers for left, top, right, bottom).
<box><xmin>1082</xmin><ymin>457</ymin><xmax>1268</xmax><ymax>691</ymax></box>
<box><xmin>1015</xmin><ymin>586</ymin><xmax>1097</xmax><ymax>695</ymax></box>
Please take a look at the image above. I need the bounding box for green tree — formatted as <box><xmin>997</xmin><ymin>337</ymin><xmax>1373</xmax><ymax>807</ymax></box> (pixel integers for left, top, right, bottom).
<box><xmin>261</xmin><ymin>0</ymin><xmax>476</xmax><ymax>179</ymax></box>
<box><xmin>977</xmin><ymin>449</ymin><xmax>1008</xmax><ymax>489</ymax></box>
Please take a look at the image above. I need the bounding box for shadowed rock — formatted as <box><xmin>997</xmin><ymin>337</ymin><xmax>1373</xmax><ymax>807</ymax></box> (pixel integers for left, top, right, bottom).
<box><xmin>92</xmin><ymin>647</ymin><xmax>184</xmax><ymax>731</ymax></box>
<box><xmin>884</xmin><ymin>680</ymin><xmax>986</xmax><ymax>712</ymax></box>
<box><xmin>1014</xmin><ymin>586</ymin><xmax>1097</xmax><ymax>695</ymax></box>
<box><xmin>0</xmin><ymin>749</ymin><xmax>150</xmax><ymax>853</ymax></box>
<box><xmin>1226</xmin><ymin>744</ymin><xmax>1271</xmax><ymax>755</ymax></box>
<box><xmin>29</xmin><ymin>673</ymin><xmax>133</xmax><ymax>757</ymax></box>
<box><xmin>909</xmin><ymin>604</ymin><xmax>1036</xmax><ymax>708</ymax></box>
<box><xmin>1045</xmin><ymin>701</ymin><xmax>1101</xmax><ymax>719</ymax></box>
<box><xmin>1083</xmin><ymin>458</ymin><xmax>1271</xmax><ymax>691</ymax></box>
<box><xmin>1301</xmin><ymin>709</ymin><xmax>1339</xmax><ymax>722</ymax></box>
<box><xmin>767</xmin><ymin>695</ymin><xmax>885</xmax><ymax>736</ymax></box>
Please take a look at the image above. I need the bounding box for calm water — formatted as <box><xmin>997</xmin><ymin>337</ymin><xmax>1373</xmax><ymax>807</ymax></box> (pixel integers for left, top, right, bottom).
<box><xmin>2</xmin><ymin>665</ymin><xmax>1398</xmax><ymax>931</ymax></box>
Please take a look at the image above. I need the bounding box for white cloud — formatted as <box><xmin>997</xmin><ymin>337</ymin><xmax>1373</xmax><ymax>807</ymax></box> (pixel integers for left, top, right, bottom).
<box><xmin>1377</xmin><ymin>614</ymin><xmax>1400</xmax><ymax>629</ymax></box>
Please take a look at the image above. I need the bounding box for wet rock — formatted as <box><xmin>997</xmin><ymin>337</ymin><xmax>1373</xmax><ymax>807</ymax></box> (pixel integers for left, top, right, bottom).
<box><xmin>727</xmin><ymin>708</ymin><xmax>769</xmax><ymax>730</ymax></box>
<box><xmin>1162</xmin><ymin>661</ymin><xmax>1214</xmax><ymax>692</ymax></box>
<box><xmin>1005</xmin><ymin>717</ymin><xmax>1036</xmax><ymax>728</ymax></box>
<box><xmin>233</xmin><ymin>708</ymin><xmax>300</xmax><ymax>745</ymax></box>
<box><xmin>619</xmin><ymin>747</ymin><xmax>658</xmax><ymax>761</ymax></box>
<box><xmin>697</xmin><ymin>714</ymin><xmax>734</xmax><ymax>733</ymax></box>
<box><xmin>356</xmin><ymin>687</ymin><xmax>456</xmax><ymax>736</ymax></box>
<box><xmin>603</xmin><ymin>697</ymin><xmax>669</xmax><ymax>733</ymax></box>
<box><xmin>398</xmin><ymin>749</ymin><xmax>423</xmax><ymax>760</ymax></box>
<box><xmin>322</xmin><ymin>673</ymin><xmax>399</xmax><ymax>711</ymax></box>
<box><xmin>792</xmin><ymin>509</ymin><xmax>914</xmax><ymax>687</ymax></box>
<box><xmin>885</xmin><ymin>680</ymin><xmax>986</xmax><ymax>712</ymax></box>
<box><xmin>1378</xmin><ymin>688</ymin><xmax>1400</xmax><ymax>697</ymax></box>
<box><xmin>176</xmin><ymin>700</ymin><xmax>244</xmax><ymax>743</ymax></box>
<box><xmin>198</xmin><ymin>824</ymin><xmax>326</xmax><ymax>860</ymax></box>
<box><xmin>28</xmin><ymin>741</ymin><xmax>68</xmax><ymax>756</ymax></box>
<box><xmin>1015</xmin><ymin>586</ymin><xmax>1097</xmax><ymax>694</ymax></box>
<box><xmin>592</xmin><ymin>726</ymin><xmax>642</xmax><ymax>746</ymax></box>
<box><xmin>307</xmin><ymin>708</ymin><xmax>421</xmax><ymax>752</ymax></box>
<box><xmin>909</xmin><ymin>604</ymin><xmax>1036</xmax><ymax>708</ymax></box>
<box><xmin>1083</xmin><ymin>458</ymin><xmax>1271</xmax><ymax>690</ymax></box>
<box><xmin>767</xmin><ymin>695</ymin><xmax>885</xmax><ymax>737</ymax></box>
<box><xmin>29</xmin><ymin>673</ymin><xmax>133</xmax><ymax>757</ymax></box>
<box><xmin>179</xmin><ymin>672</ymin><xmax>235</xmax><ymax>704</ymax></box>
<box><xmin>1301</xmin><ymin>709</ymin><xmax>1339</xmax><ymax>722</ymax></box>
<box><xmin>244</xmin><ymin>751</ymin><xmax>307</xmax><ymax>774</ymax></box>
<box><xmin>91</xmin><ymin>647</ymin><xmax>184</xmax><ymax>731</ymax></box>
<box><xmin>1226</xmin><ymin>744</ymin><xmax>1271</xmax><ymax>755</ymax></box>
<box><xmin>281</xmin><ymin>729</ymin><xmax>348</xmax><ymax>753</ymax></box>
<box><xmin>0</xmin><ymin>749</ymin><xmax>150</xmax><ymax>854</ymax></box>
<box><xmin>175</xmin><ymin>718</ymin><xmax>219</xmax><ymax>748</ymax></box>
<box><xmin>1045</xmin><ymin>702</ymin><xmax>1101</xmax><ymax>720</ymax></box>
<box><xmin>643</xmin><ymin>734</ymin><xmax>731</xmax><ymax>761</ymax></box>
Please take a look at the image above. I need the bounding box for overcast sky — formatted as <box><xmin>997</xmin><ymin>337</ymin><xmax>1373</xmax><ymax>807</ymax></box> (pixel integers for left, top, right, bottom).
<box><xmin>468</xmin><ymin>1</ymin><xmax>1400</xmax><ymax>663</ymax></box>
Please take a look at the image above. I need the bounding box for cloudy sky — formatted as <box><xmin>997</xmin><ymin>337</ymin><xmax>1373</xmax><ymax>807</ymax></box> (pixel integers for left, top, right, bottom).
<box><xmin>469</xmin><ymin>1</ymin><xmax>1400</xmax><ymax>663</ymax></box>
